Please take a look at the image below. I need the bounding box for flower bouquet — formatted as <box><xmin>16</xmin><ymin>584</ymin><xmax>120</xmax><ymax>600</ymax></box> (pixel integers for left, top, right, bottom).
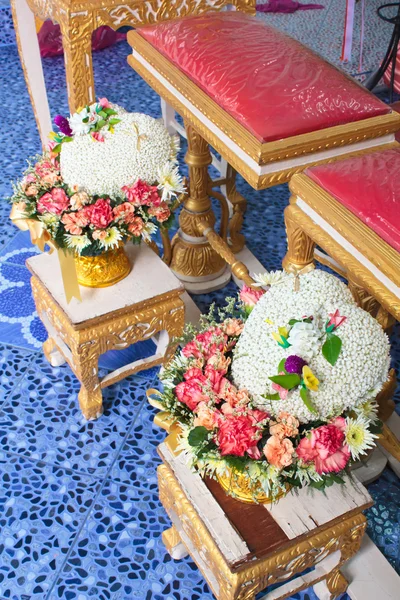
<box><xmin>9</xmin><ymin>99</ymin><xmax>185</xmax><ymax>294</ymax></box>
<box><xmin>156</xmin><ymin>269</ymin><xmax>390</xmax><ymax>503</ymax></box>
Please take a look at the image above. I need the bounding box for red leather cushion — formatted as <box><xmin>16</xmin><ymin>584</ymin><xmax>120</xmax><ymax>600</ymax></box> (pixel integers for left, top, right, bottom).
<box><xmin>306</xmin><ymin>148</ymin><xmax>400</xmax><ymax>253</ymax></box>
<box><xmin>138</xmin><ymin>12</ymin><xmax>390</xmax><ymax>143</ymax></box>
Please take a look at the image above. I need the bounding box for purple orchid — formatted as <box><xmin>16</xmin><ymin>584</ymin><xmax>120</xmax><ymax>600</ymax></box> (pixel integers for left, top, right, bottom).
<box><xmin>54</xmin><ymin>114</ymin><xmax>73</xmax><ymax>137</ymax></box>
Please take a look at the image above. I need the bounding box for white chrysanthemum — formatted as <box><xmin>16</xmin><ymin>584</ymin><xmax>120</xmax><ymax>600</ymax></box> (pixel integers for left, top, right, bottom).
<box><xmin>99</xmin><ymin>227</ymin><xmax>122</xmax><ymax>250</ymax></box>
<box><xmin>65</xmin><ymin>234</ymin><xmax>91</xmax><ymax>252</ymax></box>
<box><xmin>141</xmin><ymin>222</ymin><xmax>157</xmax><ymax>241</ymax></box>
<box><xmin>61</xmin><ymin>108</ymin><xmax>175</xmax><ymax>198</ymax></box>
<box><xmin>345</xmin><ymin>416</ymin><xmax>378</xmax><ymax>459</ymax></box>
<box><xmin>157</xmin><ymin>162</ymin><xmax>185</xmax><ymax>201</ymax></box>
<box><xmin>231</xmin><ymin>270</ymin><xmax>390</xmax><ymax>423</ymax></box>
<box><xmin>355</xmin><ymin>399</ymin><xmax>380</xmax><ymax>424</ymax></box>
<box><xmin>170</xmin><ymin>134</ymin><xmax>180</xmax><ymax>161</ymax></box>
<box><xmin>253</xmin><ymin>271</ymin><xmax>290</xmax><ymax>288</ymax></box>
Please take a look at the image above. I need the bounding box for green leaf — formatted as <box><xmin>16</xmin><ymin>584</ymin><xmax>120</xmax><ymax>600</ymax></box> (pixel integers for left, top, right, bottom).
<box><xmin>322</xmin><ymin>333</ymin><xmax>342</xmax><ymax>366</ymax></box>
<box><xmin>261</xmin><ymin>393</ymin><xmax>281</xmax><ymax>401</ymax></box>
<box><xmin>62</xmin><ymin>136</ymin><xmax>73</xmax><ymax>143</ymax></box>
<box><xmin>52</xmin><ymin>144</ymin><xmax>61</xmax><ymax>155</ymax></box>
<box><xmin>300</xmin><ymin>387</ymin><xmax>317</xmax><ymax>414</ymax></box>
<box><xmin>369</xmin><ymin>420</ymin><xmax>383</xmax><ymax>435</ymax></box>
<box><xmin>82</xmin><ymin>117</ymin><xmax>89</xmax><ymax>123</ymax></box>
<box><xmin>98</xmin><ymin>110</ymin><xmax>107</xmax><ymax>119</ymax></box>
<box><xmin>188</xmin><ymin>426</ymin><xmax>209</xmax><ymax>447</ymax></box>
<box><xmin>109</xmin><ymin>118</ymin><xmax>121</xmax><ymax>126</ymax></box>
<box><xmin>103</xmin><ymin>107</ymin><xmax>117</xmax><ymax>116</ymax></box>
<box><xmin>278</xmin><ymin>358</ymin><xmax>287</xmax><ymax>373</ymax></box>
<box><xmin>288</xmin><ymin>319</ymin><xmax>300</xmax><ymax>326</ymax></box>
<box><xmin>268</xmin><ymin>374</ymin><xmax>301</xmax><ymax>390</ymax></box>
<box><xmin>326</xmin><ymin>323</ymin><xmax>335</xmax><ymax>333</ymax></box>
<box><xmin>330</xmin><ymin>473</ymin><xmax>345</xmax><ymax>484</ymax></box>
<box><xmin>225</xmin><ymin>456</ymin><xmax>246</xmax><ymax>472</ymax></box>
<box><xmin>95</xmin><ymin>119</ymin><xmax>107</xmax><ymax>131</ymax></box>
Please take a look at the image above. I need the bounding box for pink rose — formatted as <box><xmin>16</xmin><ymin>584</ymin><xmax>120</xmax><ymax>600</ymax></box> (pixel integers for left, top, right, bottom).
<box><xmin>91</xmin><ymin>132</ymin><xmax>105</xmax><ymax>142</ymax></box>
<box><xmin>122</xmin><ymin>180</ymin><xmax>160</xmax><ymax>206</ymax></box>
<box><xmin>128</xmin><ymin>216</ymin><xmax>144</xmax><ymax>236</ymax></box>
<box><xmin>217</xmin><ymin>414</ymin><xmax>263</xmax><ymax>457</ymax></box>
<box><xmin>239</xmin><ymin>285</ymin><xmax>264</xmax><ymax>308</ymax></box>
<box><xmin>148</xmin><ymin>202</ymin><xmax>171</xmax><ymax>222</ymax></box>
<box><xmin>175</xmin><ymin>379</ymin><xmax>210</xmax><ymax>411</ymax></box>
<box><xmin>296</xmin><ymin>417</ymin><xmax>350</xmax><ymax>474</ymax></box>
<box><xmin>264</xmin><ymin>435</ymin><xmax>294</xmax><ymax>469</ymax></box>
<box><xmin>328</xmin><ymin>309</ymin><xmax>347</xmax><ymax>329</ymax></box>
<box><xmin>98</xmin><ymin>97</ymin><xmax>110</xmax><ymax>108</ymax></box>
<box><xmin>222</xmin><ymin>318</ymin><xmax>244</xmax><ymax>337</ymax></box>
<box><xmin>37</xmin><ymin>187</ymin><xmax>70</xmax><ymax>215</ymax></box>
<box><xmin>193</xmin><ymin>402</ymin><xmax>219</xmax><ymax>431</ymax></box>
<box><xmin>269</xmin><ymin>412</ymin><xmax>299</xmax><ymax>439</ymax></box>
<box><xmin>85</xmin><ymin>199</ymin><xmax>113</xmax><ymax>229</ymax></box>
<box><xmin>61</xmin><ymin>210</ymin><xmax>90</xmax><ymax>235</ymax></box>
<box><xmin>113</xmin><ymin>202</ymin><xmax>136</xmax><ymax>223</ymax></box>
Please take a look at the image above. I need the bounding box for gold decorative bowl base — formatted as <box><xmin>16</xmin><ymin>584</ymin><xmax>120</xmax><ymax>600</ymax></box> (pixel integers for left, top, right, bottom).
<box><xmin>75</xmin><ymin>245</ymin><xmax>131</xmax><ymax>288</ymax></box>
<box><xmin>217</xmin><ymin>470</ymin><xmax>289</xmax><ymax>505</ymax></box>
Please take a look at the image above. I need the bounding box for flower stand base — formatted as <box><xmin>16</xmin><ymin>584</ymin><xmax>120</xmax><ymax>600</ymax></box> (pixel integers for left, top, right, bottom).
<box><xmin>27</xmin><ymin>243</ymin><xmax>185</xmax><ymax>420</ymax></box>
<box><xmin>157</xmin><ymin>437</ymin><xmax>373</xmax><ymax>600</ymax></box>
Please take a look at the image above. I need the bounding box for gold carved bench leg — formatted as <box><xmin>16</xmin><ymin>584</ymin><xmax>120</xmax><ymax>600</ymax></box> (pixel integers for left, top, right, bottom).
<box><xmin>162</xmin><ymin>526</ymin><xmax>189</xmax><ymax>560</ymax></box>
<box><xmin>43</xmin><ymin>337</ymin><xmax>66</xmax><ymax>367</ymax></box>
<box><xmin>282</xmin><ymin>202</ymin><xmax>316</xmax><ymax>273</ymax></box>
<box><xmin>59</xmin><ymin>14</ymin><xmax>95</xmax><ymax>112</ymax></box>
<box><xmin>169</xmin><ymin>122</ymin><xmax>228</xmax><ymax>291</ymax></box>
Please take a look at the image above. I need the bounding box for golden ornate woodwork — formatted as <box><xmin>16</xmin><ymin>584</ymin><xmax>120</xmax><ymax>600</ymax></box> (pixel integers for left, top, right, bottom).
<box><xmin>74</xmin><ymin>245</ymin><xmax>132</xmax><ymax>287</ymax></box>
<box><xmin>158</xmin><ymin>462</ymin><xmax>367</xmax><ymax>600</ymax></box>
<box><xmin>31</xmin><ymin>275</ymin><xmax>185</xmax><ymax>419</ymax></box>
<box><xmin>23</xmin><ymin>0</ymin><xmax>256</xmax><ymax>114</ymax></box>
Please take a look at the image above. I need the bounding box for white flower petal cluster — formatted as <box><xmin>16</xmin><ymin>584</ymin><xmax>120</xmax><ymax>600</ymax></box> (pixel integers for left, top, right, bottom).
<box><xmin>231</xmin><ymin>270</ymin><xmax>390</xmax><ymax>423</ymax></box>
<box><xmin>60</xmin><ymin>108</ymin><xmax>176</xmax><ymax>198</ymax></box>
<box><xmin>253</xmin><ymin>270</ymin><xmax>290</xmax><ymax>288</ymax></box>
<box><xmin>287</xmin><ymin>320</ymin><xmax>321</xmax><ymax>361</ymax></box>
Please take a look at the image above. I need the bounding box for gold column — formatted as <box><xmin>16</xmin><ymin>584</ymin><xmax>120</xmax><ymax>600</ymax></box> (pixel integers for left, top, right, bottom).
<box><xmin>170</xmin><ymin>122</ymin><xmax>228</xmax><ymax>291</ymax></box>
<box><xmin>60</xmin><ymin>13</ymin><xmax>95</xmax><ymax>113</ymax></box>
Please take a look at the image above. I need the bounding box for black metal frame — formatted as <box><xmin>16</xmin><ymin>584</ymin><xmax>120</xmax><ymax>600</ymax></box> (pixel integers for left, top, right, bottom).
<box><xmin>365</xmin><ymin>2</ymin><xmax>400</xmax><ymax>102</ymax></box>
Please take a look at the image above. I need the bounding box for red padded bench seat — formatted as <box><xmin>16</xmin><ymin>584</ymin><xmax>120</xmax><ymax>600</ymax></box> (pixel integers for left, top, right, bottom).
<box><xmin>138</xmin><ymin>12</ymin><xmax>390</xmax><ymax>143</ymax></box>
<box><xmin>284</xmin><ymin>147</ymin><xmax>400</xmax><ymax>320</ymax></box>
<box><xmin>128</xmin><ymin>12</ymin><xmax>400</xmax><ymax>189</ymax></box>
<box><xmin>306</xmin><ymin>147</ymin><xmax>400</xmax><ymax>253</ymax></box>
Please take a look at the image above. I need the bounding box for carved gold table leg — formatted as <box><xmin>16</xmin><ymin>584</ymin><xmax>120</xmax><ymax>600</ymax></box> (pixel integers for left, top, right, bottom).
<box><xmin>170</xmin><ymin>122</ymin><xmax>230</xmax><ymax>293</ymax></box>
<box><xmin>60</xmin><ymin>14</ymin><xmax>95</xmax><ymax>112</ymax></box>
<box><xmin>43</xmin><ymin>338</ymin><xmax>66</xmax><ymax>367</ymax></box>
<box><xmin>325</xmin><ymin>569</ymin><xmax>349</xmax><ymax>599</ymax></box>
<box><xmin>282</xmin><ymin>203</ymin><xmax>316</xmax><ymax>273</ymax></box>
<box><xmin>162</xmin><ymin>526</ymin><xmax>189</xmax><ymax>560</ymax></box>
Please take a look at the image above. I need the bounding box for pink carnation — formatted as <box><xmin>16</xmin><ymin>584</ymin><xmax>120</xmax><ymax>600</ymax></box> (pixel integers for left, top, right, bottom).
<box><xmin>217</xmin><ymin>414</ymin><xmax>263</xmax><ymax>457</ymax></box>
<box><xmin>113</xmin><ymin>202</ymin><xmax>136</xmax><ymax>223</ymax></box>
<box><xmin>122</xmin><ymin>180</ymin><xmax>160</xmax><ymax>206</ymax></box>
<box><xmin>204</xmin><ymin>365</ymin><xmax>225</xmax><ymax>394</ymax></box>
<box><xmin>35</xmin><ymin>160</ymin><xmax>60</xmax><ymax>185</ymax></box>
<box><xmin>37</xmin><ymin>187</ymin><xmax>70</xmax><ymax>215</ymax></box>
<box><xmin>269</xmin><ymin>412</ymin><xmax>299</xmax><ymax>439</ymax></box>
<box><xmin>175</xmin><ymin>377</ymin><xmax>209</xmax><ymax>411</ymax></box>
<box><xmin>239</xmin><ymin>285</ymin><xmax>264</xmax><ymax>308</ymax></box>
<box><xmin>222</xmin><ymin>318</ymin><xmax>244</xmax><ymax>337</ymax></box>
<box><xmin>148</xmin><ymin>202</ymin><xmax>171</xmax><ymax>222</ymax></box>
<box><xmin>296</xmin><ymin>417</ymin><xmax>350</xmax><ymax>474</ymax></box>
<box><xmin>182</xmin><ymin>340</ymin><xmax>203</xmax><ymax>360</ymax></box>
<box><xmin>91</xmin><ymin>132</ymin><xmax>105</xmax><ymax>143</ymax></box>
<box><xmin>98</xmin><ymin>97</ymin><xmax>110</xmax><ymax>108</ymax></box>
<box><xmin>61</xmin><ymin>210</ymin><xmax>90</xmax><ymax>235</ymax></box>
<box><xmin>128</xmin><ymin>216</ymin><xmax>144</xmax><ymax>236</ymax></box>
<box><xmin>194</xmin><ymin>327</ymin><xmax>227</xmax><ymax>360</ymax></box>
<box><xmin>85</xmin><ymin>199</ymin><xmax>113</xmax><ymax>229</ymax></box>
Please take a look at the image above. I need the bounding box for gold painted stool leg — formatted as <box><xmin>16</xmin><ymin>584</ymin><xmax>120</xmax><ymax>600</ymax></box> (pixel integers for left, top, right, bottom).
<box><xmin>74</xmin><ymin>349</ymin><xmax>103</xmax><ymax>421</ymax></box>
<box><xmin>43</xmin><ymin>337</ymin><xmax>66</xmax><ymax>367</ymax></box>
<box><xmin>282</xmin><ymin>203</ymin><xmax>316</xmax><ymax>273</ymax></box>
<box><xmin>170</xmin><ymin>122</ymin><xmax>229</xmax><ymax>293</ymax></box>
<box><xmin>162</xmin><ymin>526</ymin><xmax>189</xmax><ymax>560</ymax></box>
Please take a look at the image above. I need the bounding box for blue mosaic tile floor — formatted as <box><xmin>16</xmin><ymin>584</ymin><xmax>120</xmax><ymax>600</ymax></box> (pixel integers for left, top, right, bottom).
<box><xmin>0</xmin><ymin>23</ymin><xmax>399</xmax><ymax>600</ymax></box>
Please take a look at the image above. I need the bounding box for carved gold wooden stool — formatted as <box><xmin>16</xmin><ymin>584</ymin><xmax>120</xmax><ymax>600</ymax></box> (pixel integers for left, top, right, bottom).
<box><xmin>26</xmin><ymin>244</ymin><xmax>185</xmax><ymax>420</ymax></box>
<box><xmin>282</xmin><ymin>146</ymin><xmax>400</xmax><ymax>472</ymax></box>
<box><xmin>127</xmin><ymin>10</ymin><xmax>400</xmax><ymax>292</ymax></box>
<box><xmin>156</xmin><ymin>438</ymin><xmax>372</xmax><ymax>600</ymax></box>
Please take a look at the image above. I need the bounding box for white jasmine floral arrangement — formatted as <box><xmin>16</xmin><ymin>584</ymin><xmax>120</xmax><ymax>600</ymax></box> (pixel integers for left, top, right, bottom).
<box><xmin>156</xmin><ymin>270</ymin><xmax>390</xmax><ymax>502</ymax></box>
<box><xmin>9</xmin><ymin>99</ymin><xmax>184</xmax><ymax>256</ymax></box>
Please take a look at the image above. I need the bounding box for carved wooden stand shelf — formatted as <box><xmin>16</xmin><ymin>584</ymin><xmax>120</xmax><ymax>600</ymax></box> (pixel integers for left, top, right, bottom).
<box><xmin>27</xmin><ymin>244</ymin><xmax>185</xmax><ymax>420</ymax></box>
<box><xmin>157</xmin><ymin>438</ymin><xmax>372</xmax><ymax>600</ymax></box>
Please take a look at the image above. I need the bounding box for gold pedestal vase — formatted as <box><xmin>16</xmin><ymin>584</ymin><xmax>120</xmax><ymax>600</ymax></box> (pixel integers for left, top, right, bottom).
<box><xmin>75</xmin><ymin>245</ymin><xmax>131</xmax><ymax>288</ymax></box>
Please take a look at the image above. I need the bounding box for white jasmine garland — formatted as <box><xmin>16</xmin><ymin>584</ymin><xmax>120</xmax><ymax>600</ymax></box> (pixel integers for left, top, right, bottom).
<box><xmin>61</xmin><ymin>109</ymin><xmax>175</xmax><ymax>198</ymax></box>
<box><xmin>231</xmin><ymin>270</ymin><xmax>390</xmax><ymax>423</ymax></box>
